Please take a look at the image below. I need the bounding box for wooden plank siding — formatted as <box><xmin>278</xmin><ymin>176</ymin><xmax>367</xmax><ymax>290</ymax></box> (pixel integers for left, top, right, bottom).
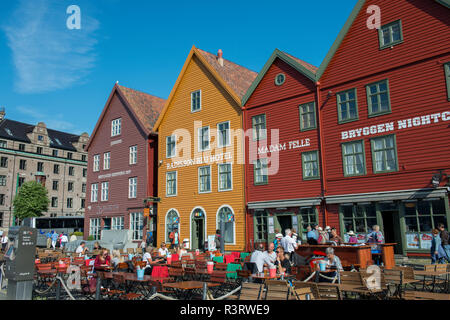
<box><xmin>156</xmin><ymin>54</ymin><xmax>246</xmax><ymax>251</ymax></box>
<box><xmin>245</xmin><ymin>58</ymin><xmax>322</xmax><ymax>202</ymax></box>
<box><xmin>85</xmin><ymin>91</ymin><xmax>151</xmax><ymax>240</ymax></box>
<box><xmin>319</xmin><ymin>0</ymin><xmax>450</xmax><ymax>197</ymax></box>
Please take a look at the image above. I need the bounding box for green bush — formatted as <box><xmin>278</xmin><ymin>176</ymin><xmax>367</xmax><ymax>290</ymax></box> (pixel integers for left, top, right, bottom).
<box><xmin>87</xmin><ymin>235</ymin><xmax>94</xmax><ymax>241</ymax></box>
<box><xmin>69</xmin><ymin>232</ymin><xmax>84</xmax><ymax>237</ymax></box>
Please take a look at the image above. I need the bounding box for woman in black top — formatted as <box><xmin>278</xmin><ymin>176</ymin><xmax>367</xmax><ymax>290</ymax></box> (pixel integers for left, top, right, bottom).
<box><xmin>275</xmin><ymin>247</ymin><xmax>291</xmax><ymax>274</ymax></box>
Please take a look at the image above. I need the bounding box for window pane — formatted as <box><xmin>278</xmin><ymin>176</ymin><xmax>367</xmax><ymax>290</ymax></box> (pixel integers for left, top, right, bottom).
<box><xmin>431</xmin><ymin>200</ymin><xmax>445</xmax><ymax>215</ymax></box>
<box><xmin>417</xmin><ymin>201</ymin><xmax>431</xmax><ymax>215</ymax></box>
<box><xmin>418</xmin><ymin>216</ymin><xmax>432</xmax><ymax>232</ymax></box>
<box><xmin>342</xmin><ymin>206</ymin><xmax>353</xmax><ymax>218</ymax></box>
<box><xmin>343</xmin><ymin>219</ymin><xmax>353</xmax><ymax>233</ymax></box>
<box><xmin>405</xmin><ymin>216</ymin><xmax>418</xmax><ymax>232</ymax></box>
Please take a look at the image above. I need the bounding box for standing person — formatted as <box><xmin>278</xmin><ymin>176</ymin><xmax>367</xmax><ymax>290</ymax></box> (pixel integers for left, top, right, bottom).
<box><xmin>318</xmin><ymin>227</ymin><xmax>328</xmax><ymax>244</ymax></box>
<box><xmin>306</xmin><ymin>225</ymin><xmax>318</xmax><ymax>245</ymax></box>
<box><xmin>46</xmin><ymin>231</ymin><xmax>52</xmax><ymax>249</ymax></box>
<box><xmin>51</xmin><ymin>231</ymin><xmax>59</xmax><ymax>250</ymax></box>
<box><xmin>329</xmin><ymin>228</ymin><xmax>344</xmax><ymax>246</ymax></box>
<box><xmin>214</xmin><ymin>229</ymin><xmax>221</xmax><ymax>251</ymax></box>
<box><xmin>60</xmin><ymin>233</ymin><xmax>68</xmax><ymax>250</ymax></box>
<box><xmin>1</xmin><ymin>233</ymin><xmax>8</xmax><ymax>252</ymax></box>
<box><xmin>431</xmin><ymin>229</ymin><xmax>446</xmax><ymax>264</ymax></box>
<box><xmin>438</xmin><ymin>223</ymin><xmax>450</xmax><ymax>262</ymax></box>
<box><xmin>169</xmin><ymin>228</ymin><xmax>179</xmax><ymax>249</ymax></box>
<box><xmin>367</xmin><ymin>225</ymin><xmax>384</xmax><ymax>265</ymax></box>
<box><xmin>282</xmin><ymin>229</ymin><xmax>298</xmax><ymax>261</ymax></box>
<box><xmin>273</xmin><ymin>233</ymin><xmax>283</xmax><ymax>250</ymax></box>
<box><xmin>313</xmin><ymin>225</ymin><xmax>320</xmax><ymax>241</ymax></box>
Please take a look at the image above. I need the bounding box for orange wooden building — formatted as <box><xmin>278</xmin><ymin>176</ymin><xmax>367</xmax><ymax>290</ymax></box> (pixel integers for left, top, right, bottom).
<box><xmin>153</xmin><ymin>46</ymin><xmax>257</xmax><ymax>251</ymax></box>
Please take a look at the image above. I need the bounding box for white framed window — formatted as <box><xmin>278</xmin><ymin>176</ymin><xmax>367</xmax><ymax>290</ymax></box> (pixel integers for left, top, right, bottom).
<box><xmin>103</xmin><ymin>152</ymin><xmax>110</xmax><ymax>170</ymax></box>
<box><xmin>93</xmin><ymin>155</ymin><xmax>100</xmax><ymax>172</ymax></box>
<box><xmin>129</xmin><ymin>146</ymin><xmax>137</xmax><ymax>164</ymax></box>
<box><xmin>166</xmin><ymin>135</ymin><xmax>176</xmax><ymax>158</ymax></box>
<box><xmin>198</xmin><ymin>166</ymin><xmax>211</xmax><ymax>193</ymax></box>
<box><xmin>254</xmin><ymin>158</ymin><xmax>268</xmax><ymax>185</ymax></box>
<box><xmin>111</xmin><ymin>118</ymin><xmax>122</xmax><ymax>137</ymax></box>
<box><xmin>217</xmin><ymin>206</ymin><xmax>235</xmax><ymax>244</ymax></box>
<box><xmin>191</xmin><ymin>90</ymin><xmax>201</xmax><ymax>112</ymax></box>
<box><xmin>166</xmin><ymin>171</ymin><xmax>177</xmax><ymax>197</ymax></box>
<box><xmin>252</xmin><ymin>114</ymin><xmax>267</xmax><ymax>141</ymax></box>
<box><xmin>130</xmin><ymin>212</ymin><xmax>144</xmax><ymax>240</ymax></box>
<box><xmin>218</xmin><ymin>163</ymin><xmax>232</xmax><ymax>191</ymax></box>
<box><xmin>101</xmin><ymin>182</ymin><xmax>109</xmax><ymax>201</ymax></box>
<box><xmin>165</xmin><ymin>209</ymin><xmax>180</xmax><ymax>243</ymax></box>
<box><xmin>128</xmin><ymin>177</ymin><xmax>137</xmax><ymax>198</ymax></box>
<box><xmin>89</xmin><ymin>218</ymin><xmax>101</xmax><ymax>240</ymax></box>
<box><xmin>112</xmin><ymin>216</ymin><xmax>124</xmax><ymax>230</ymax></box>
<box><xmin>91</xmin><ymin>183</ymin><xmax>98</xmax><ymax>202</ymax></box>
<box><xmin>217</xmin><ymin>121</ymin><xmax>230</xmax><ymax>148</ymax></box>
<box><xmin>198</xmin><ymin>126</ymin><xmax>210</xmax><ymax>152</ymax></box>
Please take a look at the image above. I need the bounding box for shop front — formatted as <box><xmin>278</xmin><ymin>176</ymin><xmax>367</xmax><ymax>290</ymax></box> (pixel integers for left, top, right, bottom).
<box><xmin>248</xmin><ymin>198</ymin><xmax>321</xmax><ymax>248</ymax></box>
<box><xmin>327</xmin><ymin>188</ymin><xmax>450</xmax><ymax>256</ymax></box>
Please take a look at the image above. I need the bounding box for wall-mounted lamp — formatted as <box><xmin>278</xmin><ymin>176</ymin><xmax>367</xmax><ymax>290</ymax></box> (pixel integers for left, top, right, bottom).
<box><xmin>431</xmin><ymin>170</ymin><xmax>447</xmax><ymax>188</ymax></box>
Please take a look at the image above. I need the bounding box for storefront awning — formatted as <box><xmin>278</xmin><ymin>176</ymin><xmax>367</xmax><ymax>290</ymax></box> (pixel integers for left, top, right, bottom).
<box><xmin>325</xmin><ymin>188</ymin><xmax>448</xmax><ymax>204</ymax></box>
<box><xmin>248</xmin><ymin>198</ymin><xmax>322</xmax><ymax>209</ymax></box>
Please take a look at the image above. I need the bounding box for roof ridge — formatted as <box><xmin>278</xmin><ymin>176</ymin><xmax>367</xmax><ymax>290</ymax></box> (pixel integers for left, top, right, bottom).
<box><xmin>117</xmin><ymin>84</ymin><xmax>166</xmax><ymax>101</ymax></box>
<box><xmin>196</xmin><ymin>48</ymin><xmax>259</xmax><ymax>74</ymax></box>
<box><xmin>1</xmin><ymin>118</ymin><xmax>82</xmax><ymax>137</ymax></box>
<box><xmin>279</xmin><ymin>50</ymin><xmax>318</xmax><ymax>71</ymax></box>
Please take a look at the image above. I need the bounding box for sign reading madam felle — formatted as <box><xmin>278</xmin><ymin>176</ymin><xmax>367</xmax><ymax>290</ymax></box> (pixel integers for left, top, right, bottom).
<box><xmin>257</xmin><ymin>138</ymin><xmax>311</xmax><ymax>155</ymax></box>
<box><xmin>341</xmin><ymin>111</ymin><xmax>449</xmax><ymax>140</ymax></box>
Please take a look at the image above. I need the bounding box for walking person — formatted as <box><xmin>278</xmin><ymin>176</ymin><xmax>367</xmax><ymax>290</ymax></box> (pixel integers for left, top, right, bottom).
<box><xmin>51</xmin><ymin>231</ymin><xmax>59</xmax><ymax>250</ymax></box>
<box><xmin>438</xmin><ymin>223</ymin><xmax>450</xmax><ymax>262</ymax></box>
<box><xmin>46</xmin><ymin>231</ymin><xmax>52</xmax><ymax>249</ymax></box>
<box><xmin>367</xmin><ymin>225</ymin><xmax>384</xmax><ymax>265</ymax></box>
<box><xmin>60</xmin><ymin>233</ymin><xmax>68</xmax><ymax>250</ymax></box>
<box><xmin>282</xmin><ymin>229</ymin><xmax>298</xmax><ymax>262</ymax></box>
<box><xmin>1</xmin><ymin>233</ymin><xmax>8</xmax><ymax>252</ymax></box>
<box><xmin>431</xmin><ymin>229</ymin><xmax>446</xmax><ymax>264</ymax></box>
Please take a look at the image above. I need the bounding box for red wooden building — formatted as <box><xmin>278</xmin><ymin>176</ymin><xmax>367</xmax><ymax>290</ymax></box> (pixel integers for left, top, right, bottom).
<box><xmin>84</xmin><ymin>83</ymin><xmax>164</xmax><ymax>244</ymax></box>
<box><xmin>243</xmin><ymin>0</ymin><xmax>450</xmax><ymax>256</ymax></box>
<box><xmin>242</xmin><ymin>50</ymin><xmax>323</xmax><ymax>249</ymax></box>
<box><xmin>317</xmin><ymin>0</ymin><xmax>450</xmax><ymax>256</ymax></box>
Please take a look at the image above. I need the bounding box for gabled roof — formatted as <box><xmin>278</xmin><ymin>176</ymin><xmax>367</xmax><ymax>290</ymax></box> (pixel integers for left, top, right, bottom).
<box><xmin>86</xmin><ymin>83</ymin><xmax>165</xmax><ymax>150</ymax></box>
<box><xmin>241</xmin><ymin>49</ymin><xmax>318</xmax><ymax>106</ymax></box>
<box><xmin>435</xmin><ymin>0</ymin><xmax>450</xmax><ymax>9</ymax></box>
<box><xmin>0</xmin><ymin>119</ymin><xmax>82</xmax><ymax>151</ymax></box>
<box><xmin>153</xmin><ymin>46</ymin><xmax>257</xmax><ymax>131</ymax></box>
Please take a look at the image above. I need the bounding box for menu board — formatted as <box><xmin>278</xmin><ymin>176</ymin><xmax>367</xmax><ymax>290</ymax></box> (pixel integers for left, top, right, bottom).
<box><xmin>406</xmin><ymin>233</ymin><xmax>420</xmax><ymax>249</ymax></box>
<box><xmin>420</xmin><ymin>233</ymin><xmax>433</xmax><ymax>250</ymax></box>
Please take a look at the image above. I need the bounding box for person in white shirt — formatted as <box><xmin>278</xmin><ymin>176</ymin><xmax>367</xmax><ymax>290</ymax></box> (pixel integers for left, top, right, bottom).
<box><xmin>1</xmin><ymin>234</ymin><xmax>9</xmax><ymax>252</ymax></box>
<box><xmin>75</xmin><ymin>242</ymin><xmax>88</xmax><ymax>257</ymax></box>
<box><xmin>282</xmin><ymin>229</ymin><xmax>298</xmax><ymax>261</ymax></box>
<box><xmin>250</xmin><ymin>244</ymin><xmax>275</xmax><ymax>274</ymax></box>
<box><xmin>263</xmin><ymin>243</ymin><xmax>277</xmax><ymax>264</ymax></box>
<box><xmin>158</xmin><ymin>242</ymin><xmax>169</xmax><ymax>257</ymax></box>
<box><xmin>142</xmin><ymin>246</ymin><xmax>163</xmax><ymax>275</ymax></box>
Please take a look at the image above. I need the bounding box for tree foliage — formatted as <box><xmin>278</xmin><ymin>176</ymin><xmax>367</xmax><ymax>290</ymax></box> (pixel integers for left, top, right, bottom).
<box><xmin>13</xmin><ymin>181</ymin><xmax>49</xmax><ymax>220</ymax></box>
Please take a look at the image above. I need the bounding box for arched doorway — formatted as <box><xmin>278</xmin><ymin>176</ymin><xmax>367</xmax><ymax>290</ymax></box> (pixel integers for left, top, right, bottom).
<box><xmin>191</xmin><ymin>207</ymin><xmax>206</xmax><ymax>250</ymax></box>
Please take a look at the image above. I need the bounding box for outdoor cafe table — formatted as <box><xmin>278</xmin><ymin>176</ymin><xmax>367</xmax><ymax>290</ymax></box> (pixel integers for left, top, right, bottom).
<box><xmin>102</xmin><ymin>272</ymin><xmax>172</xmax><ymax>298</ymax></box>
<box><xmin>162</xmin><ymin>281</ymin><xmax>220</xmax><ymax>300</ymax></box>
<box><xmin>414</xmin><ymin>270</ymin><xmax>450</xmax><ymax>292</ymax></box>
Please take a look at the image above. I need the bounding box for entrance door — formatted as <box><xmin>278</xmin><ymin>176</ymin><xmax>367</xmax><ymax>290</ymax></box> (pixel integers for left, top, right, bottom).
<box><xmin>191</xmin><ymin>209</ymin><xmax>205</xmax><ymax>250</ymax></box>
<box><xmin>278</xmin><ymin>215</ymin><xmax>293</xmax><ymax>236</ymax></box>
<box><xmin>381</xmin><ymin>210</ymin><xmax>402</xmax><ymax>254</ymax></box>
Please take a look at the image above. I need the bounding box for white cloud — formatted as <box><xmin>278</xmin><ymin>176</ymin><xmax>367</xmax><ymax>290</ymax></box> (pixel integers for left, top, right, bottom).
<box><xmin>16</xmin><ymin>105</ymin><xmax>85</xmax><ymax>134</ymax></box>
<box><xmin>3</xmin><ymin>0</ymin><xmax>99</xmax><ymax>94</ymax></box>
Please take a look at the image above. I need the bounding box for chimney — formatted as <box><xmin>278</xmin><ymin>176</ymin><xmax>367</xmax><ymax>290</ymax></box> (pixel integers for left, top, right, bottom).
<box><xmin>217</xmin><ymin>49</ymin><xmax>224</xmax><ymax>67</ymax></box>
<box><xmin>0</xmin><ymin>107</ymin><xmax>5</xmax><ymax>121</ymax></box>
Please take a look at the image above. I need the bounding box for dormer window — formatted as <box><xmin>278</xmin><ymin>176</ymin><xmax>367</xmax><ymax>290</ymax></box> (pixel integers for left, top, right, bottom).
<box><xmin>38</xmin><ymin>135</ymin><xmax>44</xmax><ymax>141</ymax></box>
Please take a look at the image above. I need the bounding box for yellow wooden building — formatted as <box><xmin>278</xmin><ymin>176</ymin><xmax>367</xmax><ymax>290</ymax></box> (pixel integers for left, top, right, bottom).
<box><xmin>153</xmin><ymin>46</ymin><xmax>257</xmax><ymax>251</ymax></box>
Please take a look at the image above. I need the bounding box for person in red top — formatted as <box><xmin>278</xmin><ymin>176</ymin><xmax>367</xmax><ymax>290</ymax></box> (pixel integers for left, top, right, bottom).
<box><xmin>94</xmin><ymin>249</ymin><xmax>111</xmax><ymax>269</ymax></box>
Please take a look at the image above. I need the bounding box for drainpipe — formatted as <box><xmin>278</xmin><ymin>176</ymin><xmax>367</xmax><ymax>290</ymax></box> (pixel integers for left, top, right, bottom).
<box><xmin>242</xmin><ymin>105</ymin><xmax>249</xmax><ymax>252</ymax></box>
<box><xmin>315</xmin><ymin>81</ymin><xmax>328</xmax><ymax>227</ymax></box>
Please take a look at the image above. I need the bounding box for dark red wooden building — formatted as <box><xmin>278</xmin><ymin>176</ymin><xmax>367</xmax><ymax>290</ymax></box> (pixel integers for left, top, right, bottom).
<box><xmin>85</xmin><ymin>83</ymin><xmax>164</xmax><ymax>244</ymax></box>
<box><xmin>316</xmin><ymin>0</ymin><xmax>450</xmax><ymax>256</ymax></box>
<box><xmin>242</xmin><ymin>50</ymin><xmax>323</xmax><ymax>249</ymax></box>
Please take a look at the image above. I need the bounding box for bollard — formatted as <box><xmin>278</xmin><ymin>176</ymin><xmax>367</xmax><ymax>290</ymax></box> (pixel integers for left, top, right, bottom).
<box><xmin>55</xmin><ymin>273</ymin><xmax>61</xmax><ymax>300</ymax></box>
<box><xmin>95</xmin><ymin>273</ymin><xmax>102</xmax><ymax>300</ymax></box>
<box><xmin>202</xmin><ymin>282</ymin><xmax>207</xmax><ymax>300</ymax></box>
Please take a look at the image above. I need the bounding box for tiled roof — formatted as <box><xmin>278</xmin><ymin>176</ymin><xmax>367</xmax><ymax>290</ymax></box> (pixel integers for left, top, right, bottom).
<box><xmin>0</xmin><ymin>119</ymin><xmax>81</xmax><ymax>151</ymax></box>
<box><xmin>117</xmin><ymin>85</ymin><xmax>165</xmax><ymax>133</ymax></box>
<box><xmin>281</xmin><ymin>51</ymin><xmax>318</xmax><ymax>74</ymax></box>
<box><xmin>197</xmin><ymin>49</ymin><xmax>258</xmax><ymax>99</ymax></box>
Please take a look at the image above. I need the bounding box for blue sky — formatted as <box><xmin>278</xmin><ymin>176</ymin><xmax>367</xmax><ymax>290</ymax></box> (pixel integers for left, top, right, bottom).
<box><xmin>0</xmin><ymin>0</ymin><xmax>357</xmax><ymax>135</ymax></box>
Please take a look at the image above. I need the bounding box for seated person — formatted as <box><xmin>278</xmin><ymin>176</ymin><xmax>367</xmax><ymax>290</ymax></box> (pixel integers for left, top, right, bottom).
<box><xmin>250</xmin><ymin>243</ymin><xmax>275</xmax><ymax>274</ymax></box>
<box><xmin>158</xmin><ymin>242</ymin><xmax>169</xmax><ymax>257</ymax></box>
<box><xmin>111</xmin><ymin>249</ymin><xmax>124</xmax><ymax>268</ymax></box>
<box><xmin>315</xmin><ymin>247</ymin><xmax>343</xmax><ymax>283</ymax></box>
<box><xmin>93</xmin><ymin>241</ymin><xmax>102</xmax><ymax>251</ymax></box>
<box><xmin>329</xmin><ymin>228</ymin><xmax>344</xmax><ymax>246</ymax></box>
<box><xmin>142</xmin><ymin>246</ymin><xmax>164</xmax><ymax>275</ymax></box>
<box><xmin>176</xmin><ymin>244</ymin><xmax>188</xmax><ymax>259</ymax></box>
<box><xmin>275</xmin><ymin>247</ymin><xmax>291</xmax><ymax>275</ymax></box>
<box><xmin>306</xmin><ymin>225</ymin><xmax>318</xmax><ymax>245</ymax></box>
<box><xmin>75</xmin><ymin>241</ymin><xmax>88</xmax><ymax>257</ymax></box>
<box><xmin>94</xmin><ymin>249</ymin><xmax>111</xmax><ymax>269</ymax></box>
